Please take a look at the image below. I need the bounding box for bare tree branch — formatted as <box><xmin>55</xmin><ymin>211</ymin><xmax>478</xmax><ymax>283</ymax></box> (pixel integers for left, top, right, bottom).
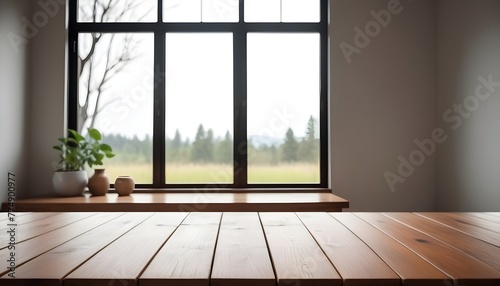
<box><xmin>100</xmin><ymin>0</ymin><xmax>114</xmax><ymax>22</ymax></box>
<box><xmin>79</xmin><ymin>33</ymin><xmax>102</xmax><ymax>78</ymax></box>
<box><xmin>78</xmin><ymin>0</ymin><xmax>145</xmax><ymax>131</ymax></box>
<box><xmin>88</xmin><ymin>33</ymin><xmax>115</xmax><ymax>129</ymax></box>
<box><xmin>92</xmin><ymin>0</ymin><xmax>97</xmax><ymax>22</ymax></box>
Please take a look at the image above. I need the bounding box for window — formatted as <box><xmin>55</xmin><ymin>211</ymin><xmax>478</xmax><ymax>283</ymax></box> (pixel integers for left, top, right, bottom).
<box><xmin>68</xmin><ymin>0</ymin><xmax>328</xmax><ymax>189</ymax></box>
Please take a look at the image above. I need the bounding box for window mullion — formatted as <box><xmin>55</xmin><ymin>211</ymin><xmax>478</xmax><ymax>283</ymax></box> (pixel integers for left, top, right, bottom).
<box><xmin>320</xmin><ymin>0</ymin><xmax>328</xmax><ymax>187</ymax></box>
<box><xmin>233</xmin><ymin>3</ymin><xmax>248</xmax><ymax>188</ymax></box>
<box><xmin>157</xmin><ymin>0</ymin><xmax>162</xmax><ymax>23</ymax></box>
<box><xmin>233</xmin><ymin>32</ymin><xmax>248</xmax><ymax>188</ymax></box>
<box><xmin>68</xmin><ymin>0</ymin><xmax>78</xmax><ymax>131</ymax></box>
<box><xmin>154</xmin><ymin>32</ymin><xmax>166</xmax><ymax>187</ymax></box>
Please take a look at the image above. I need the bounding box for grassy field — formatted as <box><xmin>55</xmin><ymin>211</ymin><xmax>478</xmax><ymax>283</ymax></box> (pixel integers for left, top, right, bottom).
<box><xmin>248</xmin><ymin>164</ymin><xmax>320</xmax><ymax>183</ymax></box>
<box><xmin>99</xmin><ymin>163</ymin><xmax>320</xmax><ymax>184</ymax></box>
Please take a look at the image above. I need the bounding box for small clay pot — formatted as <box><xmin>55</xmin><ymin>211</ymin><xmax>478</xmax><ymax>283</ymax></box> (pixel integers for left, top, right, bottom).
<box><xmin>87</xmin><ymin>169</ymin><xmax>109</xmax><ymax>196</ymax></box>
<box><xmin>114</xmin><ymin>176</ymin><xmax>135</xmax><ymax>196</ymax></box>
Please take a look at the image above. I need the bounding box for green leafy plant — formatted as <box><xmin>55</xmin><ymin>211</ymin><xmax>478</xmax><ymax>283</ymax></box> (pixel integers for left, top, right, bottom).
<box><xmin>53</xmin><ymin>128</ymin><xmax>115</xmax><ymax>171</ymax></box>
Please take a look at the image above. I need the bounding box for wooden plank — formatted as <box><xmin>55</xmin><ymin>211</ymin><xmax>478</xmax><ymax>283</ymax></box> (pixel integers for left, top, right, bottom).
<box><xmin>0</xmin><ymin>212</ymin><xmax>32</xmax><ymax>222</ymax></box>
<box><xmin>140</xmin><ymin>212</ymin><xmax>222</xmax><ymax>286</ymax></box>
<box><xmin>0</xmin><ymin>213</ymin><xmax>153</xmax><ymax>286</ymax></box>
<box><xmin>0</xmin><ymin>212</ymin><xmax>124</xmax><ymax>273</ymax></box>
<box><xmin>331</xmin><ymin>213</ymin><xmax>451</xmax><ymax>286</ymax></box>
<box><xmin>384</xmin><ymin>213</ymin><xmax>500</xmax><ymax>271</ymax></box>
<box><xmin>64</xmin><ymin>212</ymin><xmax>187</xmax><ymax>286</ymax></box>
<box><xmin>0</xmin><ymin>213</ymin><xmax>96</xmax><ymax>248</ymax></box>
<box><xmin>5</xmin><ymin>192</ymin><xmax>348</xmax><ymax>212</ymax></box>
<box><xmin>260</xmin><ymin>212</ymin><xmax>341</xmax><ymax>286</ymax></box>
<box><xmin>181</xmin><ymin>212</ymin><xmax>222</xmax><ymax>225</ymax></box>
<box><xmin>258</xmin><ymin>212</ymin><xmax>304</xmax><ymax>226</ymax></box>
<box><xmin>0</xmin><ymin>213</ymin><xmax>62</xmax><ymax>252</ymax></box>
<box><xmin>211</xmin><ymin>213</ymin><xmax>275</xmax><ymax>286</ymax></box>
<box><xmin>297</xmin><ymin>212</ymin><xmax>400</xmax><ymax>286</ymax></box>
<box><xmin>356</xmin><ymin>213</ymin><xmax>500</xmax><ymax>286</ymax></box>
<box><xmin>465</xmin><ymin>212</ymin><xmax>500</xmax><ymax>223</ymax></box>
<box><xmin>416</xmin><ymin>212</ymin><xmax>500</xmax><ymax>247</ymax></box>
<box><xmin>0</xmin><ymin>213</ymin><xmax>60</xmax><ymax>233</ymax></box>
<box><xmin>443</xmin><ymin>213</ymin><xmax>500</xmax><ymax>233</ymax></box>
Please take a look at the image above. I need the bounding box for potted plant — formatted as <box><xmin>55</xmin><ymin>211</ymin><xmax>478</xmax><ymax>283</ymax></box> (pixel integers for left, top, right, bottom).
<box><xmin>53</xmin><ymin>128</ymin><xmax>114</xmax><ymax>196</ymax></box>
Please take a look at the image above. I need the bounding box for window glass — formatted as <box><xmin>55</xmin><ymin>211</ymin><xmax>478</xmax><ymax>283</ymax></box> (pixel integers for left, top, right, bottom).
<box><xmin>78</xmin><ymin>33</ymin><xmax>154</xmax><ymax>183</ymax></box>
<box><xmin>282</xmin><ymin>0</ymin><xmax>320</xmax><ymax>22</ymax></box>
<box><xmin>78</xmin><ymin>0</ymin><xmax>157</xmax><ymax>22</ymax></box>
<box><xmin>70</xmin><ymin>1</ymin><xmax>327</xmax><ymax>188</ymax></box>
<box><xmin>165</xmin><ymin>33</ymin><xmax>234</xmax><ymax>184</ymax></box>
<box><xmin>247</xmin><ymin>33</ymin><xmax>320</xmax><ymax>183</ymax></box>
<box><xmin>245</xmin><ymin>0</ymin><xmax>280</xmax><ymax>22</ymax></box>
<box><xmin>202</xmin><ymin>0</ymin><xmax>239</xmax><ymax>22</ymax></box>
<box><xmin>164</xmin><ymin>0</ymin><xmax>202</xmax><ymax>22</ymax></box>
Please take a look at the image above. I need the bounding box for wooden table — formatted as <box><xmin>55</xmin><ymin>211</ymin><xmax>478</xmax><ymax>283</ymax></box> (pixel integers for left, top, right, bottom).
<box><xmin>1</xmin><ymin>212</ymin><xmax>500</xmax><ymax>286</ymax></box>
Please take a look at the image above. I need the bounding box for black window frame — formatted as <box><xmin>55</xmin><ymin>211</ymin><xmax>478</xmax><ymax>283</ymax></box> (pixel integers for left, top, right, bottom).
<box><xmin>67</xmin><ymin>0</ymin><xmax>329</xmax><ymax>190</ymax></box>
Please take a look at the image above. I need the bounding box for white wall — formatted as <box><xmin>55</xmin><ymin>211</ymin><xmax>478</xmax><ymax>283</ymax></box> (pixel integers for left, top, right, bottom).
<box><xmin>0</xmin><ymin>0</ymin><xmax>32</xmax><ymax>201</ymax></box>
<box><xmin>330</xmin><ymin>0</ymin><xmax>438</xmax><ymax>211</ymax></box>
<box><xmin>437</xmin><ymin>0</ymin><xmax>500</xmax><ymax>211</ymax></box>
<box><xmin>26</xmin><ymin>0</ymin><xmax>67</xmax><ymax>198</ymax></box>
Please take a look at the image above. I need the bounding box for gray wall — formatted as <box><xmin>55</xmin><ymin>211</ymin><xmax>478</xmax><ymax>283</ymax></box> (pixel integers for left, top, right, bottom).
<box><xmin>330</xmin><ymin>0</ymin><xmax>438</xmax><ymax>211</ymax></box>
<box><xmin>26</xmin><ymin>0</ymin><xmax>67</xmax><ymax>198</ymax></box>
<box><xmin>437</xmin><ymin>0</ymin><xmax>500</xmax><ymax>211</ymax></box>
<box><xmin>0</xmin><ymin>0</ymin><xmax>66</xmax><ymax>201</ymax></box>
<box><xmin>0</xmin><ymin>0</ymin><xmax>32</xmax><ymax>201</ymax></box>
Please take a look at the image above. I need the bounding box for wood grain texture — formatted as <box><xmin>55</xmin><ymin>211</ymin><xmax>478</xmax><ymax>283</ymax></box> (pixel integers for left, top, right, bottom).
<box><xmin>0</xmin><ymin>212</ymin><xmax>123</xmax><ymax>276</ymax></box>
<box><xmin>139</xmin><ymin>212</ymin><xmax>222</xmax><ymax>286</ymax></box>
<box><xmin>0</xmin><ymin>212</ymin><xmax>61</xmax><ymax>251</ymax></box>
<box><xmin>4</xmin><ymin>192</ymin><xmax>348</xmax><ymax>212</ymax></box>
<box><xmin>260</xmin><ymin>212</ymin><xmax>341</xmax><ymax>286</ymax></box>
<box><xmin>330</xmin><ymin>213</ymin><xmax>451</xmax><ymax>286</ymax></box>
<box><xmin>297</xmin><ymin>212</ymin><xmax>400</xmax><ymax>286</ymax></box>
<box><xmin>64</xmin><ymin>212</ymin><xmax>187</xmax><ymax>286</ymax></box>
<box><xmin>0</xmin><ymin>213</ymin><xmax>153</xmax><ymax>286</ymax></box>
<box><xmin>441</xmin><ymin>213</ymin><xmax>500</xmax><ymax>233</ymax></box>
<box><xmin>0</xmin><ymin>213</ymin><xmax>96</xmax><ymax>248</ymax></box>
<box><xmin>466</xmin><ymin>213</ymin><xmax>500</xmax><ymax>224</ymax></box>
<box><xmin>356</xmin><ymin>213</ymin><xmax>500</xmax><ymax>286</ymax></box>
<box><xmin>416</xmin><ymin>212</ymin><xmax>500</xmax><ymax>247</ymax></box>
<box><xmin>0</xmin><ymin>212</ymin><xmax>36</xmax><ymax>222</ymax></box>
<box><xmin>211</xmin><ymin>213</ymin><xmax>275</xmax><ymax>286</ymax></box>
<box><xmin>181</xmin><ymin>212</ymin><xmax>222</xmax><ymax>225</ymax></box>
<box><xmin>0</xmin><ymin>212</ymin><xmax>73</xmax><ymax>239</ymax></box>
<box><xmin>1</xmin><ymin>212</ymin><xmax>499</xmax><ymax>286</ymax></box>
<box><xmin>384</xmin><ymin>212</ymin><xmax>500</xmax><ymax>271</ymax></box>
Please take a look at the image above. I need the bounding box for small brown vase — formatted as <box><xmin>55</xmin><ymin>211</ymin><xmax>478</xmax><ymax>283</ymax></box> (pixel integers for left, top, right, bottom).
<box><xmin>114</xmin><ymin>176</ymin><xmax>135</xmax><ymax>196</ymax></box>
<box><xmin>87</xmin><ymin>169</ymin><xmax>109</xmax><ymax>196</ymax></box>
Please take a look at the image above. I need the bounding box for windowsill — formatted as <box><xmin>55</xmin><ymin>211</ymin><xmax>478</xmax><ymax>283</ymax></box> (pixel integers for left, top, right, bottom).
<box><xmin>3</xmin><ymin>191</ymin><xmax>349</xmax><ymax>212</ymax></box>
<box><xmin>115</xmin><ymin>188</ymin><xmax>333</xmax><ymax>193</ymax></box>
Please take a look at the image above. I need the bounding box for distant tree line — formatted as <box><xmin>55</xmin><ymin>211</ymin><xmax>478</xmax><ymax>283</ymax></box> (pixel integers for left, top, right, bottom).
<box><xmin>166</xmin><ymin>126</ymin><xmax>233</xmax><ymax>164</ymax></box>
<box><xmin>103</xmin><ymin>134</ymin><xmax>153</xmax><ymax>164</ymax></box>
<box><xmin>104</xmin><ymin>116</ymin><xmax>319</xmax><ymax>165</ymax></box>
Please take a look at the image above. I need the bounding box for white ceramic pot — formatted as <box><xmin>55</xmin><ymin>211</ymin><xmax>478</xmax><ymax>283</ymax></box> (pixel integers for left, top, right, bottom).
<box><xmin>53</xmin><ymin>170</ymin><xmax>88</xmax><ymax>197</ymax></box>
